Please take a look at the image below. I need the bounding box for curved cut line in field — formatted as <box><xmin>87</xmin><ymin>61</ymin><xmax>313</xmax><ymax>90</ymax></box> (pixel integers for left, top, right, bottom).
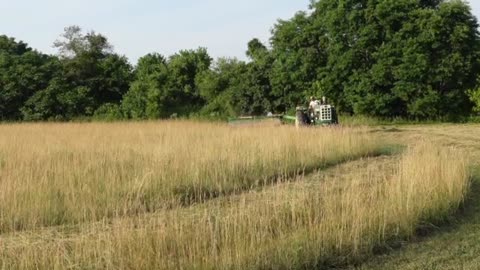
<box><xmin>0</xmin><ymin>156</ymin><xmax>397</xmax><ymax>241</ymax></box>
<box><xmin>0</xmin><ymin>142</ymin><xmax>469</xmax><ymax>270</ymax></box>
<box><xmin>376</xmin><ymin>124</ymin><xmax>480</xmax><ymax>162</ymax></box>
<box><xmin>0</xmin><ymin>121</ymin><xmax>382</xmax><ymax>233</ymax></box>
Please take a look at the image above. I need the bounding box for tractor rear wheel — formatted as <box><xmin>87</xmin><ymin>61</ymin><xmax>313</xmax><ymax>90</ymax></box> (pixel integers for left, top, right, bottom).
<box><xmin>296</xmin><ymin>110</ymin><xmax>308</xmax><ymax>127</ymax></box>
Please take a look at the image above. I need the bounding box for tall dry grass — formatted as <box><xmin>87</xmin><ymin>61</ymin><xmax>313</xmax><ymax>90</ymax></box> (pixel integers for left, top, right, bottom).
<box><xmin>0</xmin><ymin>142</ymin><xmax>469</xmax><ymax>270</ymax></box>
<box><xmin>0</xmin><ymin>121</ymin><xmax>380</xmax><ymax>232</ymax></box>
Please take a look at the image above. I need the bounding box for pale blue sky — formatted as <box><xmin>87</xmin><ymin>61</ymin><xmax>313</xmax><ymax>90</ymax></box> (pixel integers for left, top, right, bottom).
<box><xmin>0</xmin><ymin>0</ymin><xmax>310</xmax><ymax>63</ymax></box>
<box><xmin>0</xmin><ymin>0</ymin><xmax>479</xmax><ymax>64</ymax></box>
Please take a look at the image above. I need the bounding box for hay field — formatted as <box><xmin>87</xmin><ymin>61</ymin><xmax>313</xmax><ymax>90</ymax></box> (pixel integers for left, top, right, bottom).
<box><xmin>0</xmin><ymin>121</ymin><xmax>470</xmax><ymax>269</ymax></box>
<box><xmin>0</xmin><ymin>121</ymin><xmax>379</xmax><ymax>232</ymax></box>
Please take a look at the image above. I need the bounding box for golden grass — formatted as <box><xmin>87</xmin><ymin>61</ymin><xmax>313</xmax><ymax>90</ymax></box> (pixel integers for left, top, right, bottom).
<box><xmin>0</xmin><ymin>141</ymin><xmax>469</xmax><ymax>270</ymax></box>
<box><xmin>0</xmin><ymin>121</ymin><xmax>380</xmax><ymax>232</ymax></box>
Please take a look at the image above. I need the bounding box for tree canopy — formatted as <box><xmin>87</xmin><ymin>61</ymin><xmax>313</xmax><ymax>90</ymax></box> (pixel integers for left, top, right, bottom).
<box><xmin>1</xmin><ymin>0</ymin><xmax>480</xmax><ymax>121</ymax></box>
<box><xmin>0</xmin><ymin>36</ymin><xmax>57</xmax><ymax>120</ymax></box>
<box><xmin>269</xmin><ymin>0</ymin><xmax>480</xmax><ymax>119</ymax></box>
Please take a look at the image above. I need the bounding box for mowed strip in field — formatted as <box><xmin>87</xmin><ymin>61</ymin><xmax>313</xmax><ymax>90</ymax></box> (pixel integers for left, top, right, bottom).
<box><xmin>0</xmin><ymin>122</ymin><xmax>471</xmax><ymax>269</ymax></box>
<box><xmin>351</xmin><ymin>124</ymin><xmax>480</xmax><ymax>270</ymax></box>
<box><xmin>0</xmin><ymin>142</ymin><xmax>469</xmax><ymax>270</ymax></box>
<box><xmin>0</xmin><ymin>121</ymin><xmax>380</xmax><ymax>232</ymax></box>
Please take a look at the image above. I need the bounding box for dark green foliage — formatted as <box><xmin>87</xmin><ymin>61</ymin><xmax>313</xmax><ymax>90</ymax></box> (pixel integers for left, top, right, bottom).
<box><xmin>0</xmin><ymin>36</ymin><xmax>57</xmax><ymax>120</ymax></box>
<box><xmin>289</xmin><ymin>0</ymin><xmax>480</xmax><ymax>118</ymax></box>
<box><xmin>21</xmin><ymin>26</ymin><xmax>133</xmax><ymax>121</ymax></box>
<box><xmin>196</xmin><ymin>58</ymin><xmax>244</xmax><ymax>117</ymax></box>
<box><xmin>93</xmin><ymin>103</ymin><xmax>123</xmax><ymax>121</ymax></box>
<box><xmin>21</xmin><ymin>78</ymin><xmax>93</xmax><ymax>121</ymax></box>
<box><xmin>121</xmin><ymin>48</ymin><xmax>212</xmax><ymax>119</ymax></box>
<box><xmin>166</xmin><ymin>48</ymin><xmax>212</xmax><ymax>115</ymax></box>
<box><xmin>239</xmin><ymin>39</ymin><xmax>274</xmax><ymax>115</ymax></box>
<box><xmin>469</xmin><ymin>87</ymin><xmax>480</xmax><ymax>114</ymax></box>
<box><xmin>270</xmin><ymin>12</ymin><xmax>328</xmax><ymax>111</ymax></box>
<box><xmin>55</xmin><ymin>26</ymin><xmax>132</xmax><ymax>115</ymax></box>
<box><xmin>1</xmin><ymin>0</ymin><xmax>480</xmax><ymax>121</ymax></box>
<box><xmin>121</xmin><ymin>53</ymin><xmax>169</xmax><ymax>119</ymax></box>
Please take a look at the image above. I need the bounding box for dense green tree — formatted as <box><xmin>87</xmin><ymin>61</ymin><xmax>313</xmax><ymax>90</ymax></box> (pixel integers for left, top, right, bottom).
<box><xmin>0</xmin><ymin>36</ymin><xmax>58</xmax><ymax>120</ymax></box>
<box><xmin>22</xmin><ymin>26</ymin><xmax>133</xmax><ymax>120</ymax></box>
<box><xmin>196</xmin><ymin>58</ymin><xmax>245</xmax><ymax>116</ymax></box>
<box><xmin>56</xmin><ymin>26</ymin><xmax>132</xmax><ymax>108</ymax></box>
<box><xmin>228</xmin><ymin>39</ymin><xmax>273</xmax><ymax>115</ymax></box>
<box><xmin>122</xmin><ymin>48</ymin><xmax>212</xmax><ymax>119</ymax></box>
<box><xmin>167</xmin><ymin>48</ymin><xmax>212</xmax><ymax>115</ymax></box>
<box><xmin>469</xmin><ymin>77</ymin><xmax>480</xmax><ymax>114</ymax></box>
<box><xmin>3</xmin><ymin>0</ymin><xmax>480</xmax><ymax>121</ymax></box>
<box><xmin>308</xmin><ymin>0</ymin><xmax>480</xmax><ymax>118</ymax></box>
<box><xmin>21</xmin><ymin>78</ymin><xmax>93</xmax><ymax>121</ymax></box>
<box><xmin>122</xmin><ymin>53</ymin><xmax>169</xmax><ymax>119</ymax></box>
<box><xmin>270</xmin><ymin>12</ymin><xmax>328</xmax><ymax>111</ymax></box>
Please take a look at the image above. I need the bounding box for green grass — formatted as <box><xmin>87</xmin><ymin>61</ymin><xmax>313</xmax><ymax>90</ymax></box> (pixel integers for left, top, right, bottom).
<box><xmin>351</xmin><ymin>168</ymin><xmax>480</xmax><ymax>270</ymax></box>
<box><xmin>338</xmin><ymin>115</ymin><xmax>474</xmax><ymax>127</ymax></box>
<box><xmin>347</xmin><ymin>125</ymin><xmax>480</xmax><ymax>270</ymax></box>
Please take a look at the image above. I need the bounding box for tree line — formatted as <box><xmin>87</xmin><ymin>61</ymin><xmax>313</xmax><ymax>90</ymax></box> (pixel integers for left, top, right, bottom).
<box><xmin>2</xmin><ymin>0</ymin><xmax>480</xmax><ymax>122</ymax></box>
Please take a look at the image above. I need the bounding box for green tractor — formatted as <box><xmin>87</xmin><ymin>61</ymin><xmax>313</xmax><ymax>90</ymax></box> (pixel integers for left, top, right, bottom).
<box><xmin>283</xmin><ymin>101</ymin><xmax>339</xmax><ymax>126</ymax></box>
<box><xmin>228</xmin><ymin>97</ymin><xmax>339</xmax><ymax>127</ymax></box>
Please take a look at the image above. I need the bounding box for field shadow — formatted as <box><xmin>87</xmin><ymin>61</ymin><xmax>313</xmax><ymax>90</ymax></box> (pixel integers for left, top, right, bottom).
<box><xmin>369</xmin><ymin>127</ymin><xmax>406</xmax><ymax>134</ymax></box>
<box><xmin>409</xmin><ymin>165</ymin><xmax>480</xmax><ymax>236</ymax></box>
<box><xmin>174</xmin><ymin>145</ymin><xmax>403</xmax><ymax>207</ymax></box>
<box><xmin>293</xmin><ymin>164</ymin><xmax>480</xmax><ymax>270</ymax></box>
<box><xmin>325</xmin><ymin>165</ymin><xmax>480</xmax><ymax>270</ymax></box>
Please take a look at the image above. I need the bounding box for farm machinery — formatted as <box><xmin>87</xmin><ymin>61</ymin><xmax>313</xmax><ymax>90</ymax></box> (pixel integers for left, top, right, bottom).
<box><xmin>283</xmin><ymin>103</ymin><xmax>339</xmax><ymax>127</ymax></box>
<box><xmin>228</xmin><ymin>97</ymin><xmax>339</xmax><ymax>127</ymax></box>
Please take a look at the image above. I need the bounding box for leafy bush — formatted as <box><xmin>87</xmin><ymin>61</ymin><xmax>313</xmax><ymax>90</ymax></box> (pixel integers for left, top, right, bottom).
<box><xmin>93</xmin><ymin>103</ymin><xmax>123</xmax><ymax>121</ymax></box>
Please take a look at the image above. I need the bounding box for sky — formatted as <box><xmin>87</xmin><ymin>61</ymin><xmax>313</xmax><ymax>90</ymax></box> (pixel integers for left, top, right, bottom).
<box><xmin>0</xmin><ymin>0</ymin><xmax>310</xmax><ymax>63</ymax></box>
<box><xmin>1</xmin><ymin>0</ymin><xmax>479</xmax><ymax>64</ymax></box>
